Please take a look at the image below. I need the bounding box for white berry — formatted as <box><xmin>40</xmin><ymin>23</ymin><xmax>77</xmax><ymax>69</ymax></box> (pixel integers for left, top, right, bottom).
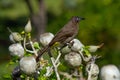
<box><xmin>39</xmin><ymin>32</ymin><xmax>54</xmax><ymax>46</ymax></box>
<box><xmin>9</xmin><ymin>43</ymin><xmax>24</xmax><ymax>58</ymax></box>
<box><xmin>71</xmin><ymin>39</ymin><xmax>84</xmax><ymax>52</ymax></box>
<box><xmin>20</xmin><ymin>56</ymin><xmax>37</xmax><ymax>75</ymax></box>
<box><xmin>100</xmin><ymin>65</ymin><xmax>120</xmax><ymax>80</ymax></box>
<box><xmin>64</xmin><ymin>52</ymin><xmax>82</xmax><ymax>67</ymax></box>
<box><xmin>25</xmin><ymin>20</ymin><xmax>32</xmax><ymax>33</ymax></box>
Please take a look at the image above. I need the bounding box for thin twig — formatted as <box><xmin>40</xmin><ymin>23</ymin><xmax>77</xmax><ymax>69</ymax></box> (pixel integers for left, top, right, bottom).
<box><xmin>51</xmin><ymin>57</ymin><xmax>60</xmax><ymax>80</ymax></box>
<box><xmin>55</xmin><ymin>51</ymin><xmax>61</xmax><ymax>64</ymax></box>
<box><xmin>7</xmin><ymin>27</ymin><xmax>13</xmax><ymax>33</ymax></box>
<box><xmin>29</xmin><ymin>40</ymin><xmax>38</xmax><ymax>56</ymax></box>
<box><xmin>59</xmin><ymin>71</ymin><xmax>73</xmax><ymax>80</ymax></box>
<box><xmin>87</xmin><ymin>63</ymin><xmax>94</xmax><ymax>80</ymax></box>
<box><xmin>86</xmin><ymin>56</ymin><xmax>98</xmax><ymax>80</ymax></box>
<box><xmin>23</xmin><ymin>34</ymin><xmax>35</xmax><ymax>53</ymax></box>
<box><xmin>78</xmin><ymin>50</ymin><xmax>92</xmax><ymax>62</ymax></box>
<box><xmin>45</xmin><ymin>51</ymin><xmax>61</xmax><ymax>77</ymax></box>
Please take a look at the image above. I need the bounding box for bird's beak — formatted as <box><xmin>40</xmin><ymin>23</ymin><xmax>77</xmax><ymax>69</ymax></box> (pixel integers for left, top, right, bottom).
<box><xmin>79</xmin><ymin>17</ymin><xmax>85</xmax><ymax>21</ymax></box>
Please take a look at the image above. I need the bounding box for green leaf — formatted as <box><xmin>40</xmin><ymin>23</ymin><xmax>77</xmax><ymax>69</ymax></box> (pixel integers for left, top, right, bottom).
<box><xmin>20</xmin><ymin>74</ymin><xmax>25</xmax><ymax>79</ymax></box>
<box><xmin>6</xmin><ymin>60</ymin><xmax>16</xmax><ymax>67</ymax></box>
<box><xmin>33</xmin><ymin>42</ymin><xmax>40</xmax><ymax>49</ymax></box>
<box><xmin>9</xmin><ymin>60</ymin><xmax>15</xmax><ymax>65</ymax></box>
<box><xmin>11</xmin><ymin>56</ymin><xmax>19</xmax><ymax>62</ymax></box>
<box><xmin>21</xmin><ymin>31</ymin><xmax>25</xmax><ymax>35</ymax></box>
<box><xmin>24</xmin><ymin>52</ymin><xmax>33</xmax><ymax>56</ymax></box>
<box><xmin>3</xmin><ymin>73</ymin><xmax>11</xmax><ymax>79</ymax></box>
<box><xmin>38</xmin><ymin>76</ymin><xmax>46</xmax><ymax>80</ymax></box>
<box><xmin>27</xmin><ymin>32</ymin><xmax>31</xmax><ymax>39</ymax></box>
<box><xmin>58</xmin><ymin>63</ymin><xmax>68</xmax><ymax>72</ymax></box>
<box><xmin>39</xmin><ymin>67</ymin><xmax>46</xmax><ymax>75</ymax></box>
<box><xmin>83</xmin><ymin>46</ymin><xmax>91</xmax><ymax>56</ymax></box>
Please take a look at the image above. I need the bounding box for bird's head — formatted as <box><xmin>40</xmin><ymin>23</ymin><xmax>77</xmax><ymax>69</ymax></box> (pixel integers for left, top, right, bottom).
<box><xmin>72</xmin><ymin>16</ymin><xmax>85</xmax><ymax>23</ymax></box>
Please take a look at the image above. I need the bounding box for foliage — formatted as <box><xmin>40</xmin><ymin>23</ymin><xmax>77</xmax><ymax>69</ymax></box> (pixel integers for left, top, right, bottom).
<box><xmin>5</xmin><ymin>20</ymin><xmax>101</xmax><ymax>80</ymax></box>
<box><xmin>0</xmin><ymin>0</ymin><xmax>120</xmax><ymax>79</ymax></box>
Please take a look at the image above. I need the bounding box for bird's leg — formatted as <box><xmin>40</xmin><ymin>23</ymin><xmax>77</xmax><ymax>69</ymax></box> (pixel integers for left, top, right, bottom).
<box><xmin>61</xmin><ymin>42</ymin><xmax>68</xmax><ymax>50</ymax></box>
<box><xmin>67</xmin><ymin>40</ymin><xmax>74</xmax><ymax>48</ymax></box>
<box><xmin>58</xmin><ymin>40</ymin><xmax>74</xmax><ymax>52</ymax></box>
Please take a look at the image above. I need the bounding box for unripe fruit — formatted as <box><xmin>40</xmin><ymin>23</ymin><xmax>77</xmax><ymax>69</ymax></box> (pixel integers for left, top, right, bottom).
<box><xmin>88</xmin><ymin>43</ymin><xmax>104</xmax><ymax>53</ymax></box>
<box><xmin>9</xmin><ymin>33</ymin><xmax>15</xmax><ymax>43</ymax></box>
<box><xmin>20</xmin><ymin>56</ymin><xmax>37</xmax><ymax>75</ymax></box>
<box><xmin>25</xmin><ymin>20</ymin><xmax>32</xmax><ymax>33</ymax></box>
<box><xmin>61</xmin><ymin>46</ymin><xmax>71</xmax><ymax>54</ymax></box>
<box><xmin>64</xmin><ymin>52</ymin><xmax>82</xmax><ymax>67</ymax></box>
<box><xmin>100</xmin><ymin>65</ymin><xmax>120</xmax><ymax>80</ymax></box>
<box><xmin>9</xmin><ymin>43</ymin><xmax>24</xmax><ymax>58</ymax></box>
<box><xmin>9</xmin><ymin>32</ymin><xmax>23</xmax><ymax>42</ymax></box>
<box><xmin>39</xmin><ymin>32</ymin><xmax>54</xmax><ymax>46</ymax></box>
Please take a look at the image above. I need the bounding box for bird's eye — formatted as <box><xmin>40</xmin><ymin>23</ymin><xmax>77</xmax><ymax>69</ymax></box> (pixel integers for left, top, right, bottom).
<box><xmin>75</xmin><ymin>17</ymin><xmax>80</xmax><ymax>22</ymax></box>
<box><xmin>74</xmin><ymin>17</ymin><xmax>80</xmax><ymax>23</ymax></box>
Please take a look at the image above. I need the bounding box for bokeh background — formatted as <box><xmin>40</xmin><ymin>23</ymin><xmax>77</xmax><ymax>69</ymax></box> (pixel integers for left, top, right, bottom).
<box><xmin>0</xmin><ymin>0</ymin><xmax>120</xmax><ymax>79</ymax></box>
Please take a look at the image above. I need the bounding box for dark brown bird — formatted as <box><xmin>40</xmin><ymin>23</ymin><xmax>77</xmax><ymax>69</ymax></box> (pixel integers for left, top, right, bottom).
<box><xmin>36</xmin><ymin>16</ymin><xmax>85</xmax><ymax>61</ymax></box>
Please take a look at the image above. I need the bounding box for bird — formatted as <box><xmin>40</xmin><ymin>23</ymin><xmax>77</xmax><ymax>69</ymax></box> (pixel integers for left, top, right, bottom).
<box><xmin>36</xmin><ymin>16</ymin><xmax>85</xmax><ymax>61</ymax></box>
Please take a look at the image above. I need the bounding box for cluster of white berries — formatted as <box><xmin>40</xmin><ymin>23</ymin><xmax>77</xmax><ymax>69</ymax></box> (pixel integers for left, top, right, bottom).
<box><xmin>8</xmin><ymin>20</ymin><xmax>120</xmax><ymax>80</ymax></box>
<box><xmin>8</xmin><ymin>20</ymin><xmax>37</xmax><ymax>75</ymax></box>
<box><xmin>39</xmin><ymin>32</ymin><xmax>104</xmax><ymax>80</ymax></box>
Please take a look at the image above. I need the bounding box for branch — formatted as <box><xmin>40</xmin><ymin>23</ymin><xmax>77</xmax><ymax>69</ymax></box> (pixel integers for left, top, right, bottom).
<box><xmin>45</xmin><ymin>51</ymin><xmax>61</xmax><ymax>80</ymax></box>
<box><xmin>24</xmin><ymin>0</ymin><xmax>34</xmax><ymax>15</ymax></box>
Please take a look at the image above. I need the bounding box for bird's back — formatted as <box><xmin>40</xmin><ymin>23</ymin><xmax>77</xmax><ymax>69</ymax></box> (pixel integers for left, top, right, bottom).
<box><xmin>49</xmin><ymin>18</ymin><xmax>79</xmax><ymax>46</ymax></box>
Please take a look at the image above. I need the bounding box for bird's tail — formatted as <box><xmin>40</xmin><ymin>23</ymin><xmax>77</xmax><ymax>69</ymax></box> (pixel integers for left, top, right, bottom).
<box><xmin>36</xmin><ymin>45</ymin><xmax>50</xmax><ymax>61</ymax></box>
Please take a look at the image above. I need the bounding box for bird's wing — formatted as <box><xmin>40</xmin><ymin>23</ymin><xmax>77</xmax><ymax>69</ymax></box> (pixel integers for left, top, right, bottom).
<box><xmin>49</xmin><ymin>30</ymin><xmax>74</xmax><ymax>46</ymax></box>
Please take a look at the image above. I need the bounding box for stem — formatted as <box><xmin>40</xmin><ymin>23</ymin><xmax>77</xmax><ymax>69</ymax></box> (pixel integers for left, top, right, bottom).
<box><xmin>26</xmin><ymin>76</ymin><xmax>30</xmax><ymax>80</ymax></box>
<box><xmin>23</xmin><ymin>34</ymin><xmax>35</xmax><ymax>53</ymax></box>
<box><xmin>51</xmin><ymin>57</ymin><xmax>60</xmax><ymax>80</ymax></box>
<box><xmin>23</xmin><ymin>33</ymin><xmax>39</xmax><ymax>57</ymax></box>
<box><xmin>87</xmin><ymin>63</ymin><xmax>94</xmax><ymax>80</ymax></box>
<box><xmin>29</xmin><ymin>40</ymin><xmax>38</xmax><ymax>56</ymax></box>
<box><xmin>59</xmin><ymin>71</ymin><xmax>72</xmax><ymax>80</ymax></box>
<box><xmin>78</xmin><ymin>50</ymin><xmax>92</xmax><ymax>62</ymax></box>
<box><xmin>55</xmin><ymin>51</ymin><xmax>61</xmax><ymax>64</ymax></box>
<box><xmin>45</xmin><ymin>51</ymin><xmax>61</xmax><ymax>77</ymax></box>
<box><xmin>7</xmin><ymin>27</ymin><xmax>13</xmax><ymax>33</ymax></box>
<box><xmin>86</xmin><ymin>56</ymin><xmax>98</xmax><ymax>80</ymax></box>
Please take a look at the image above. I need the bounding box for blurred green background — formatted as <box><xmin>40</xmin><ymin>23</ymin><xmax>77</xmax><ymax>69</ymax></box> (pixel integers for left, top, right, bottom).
<box><xmin>0</xmin><ymin>0</ymin><xmax>120</xmax><ymax>79</ymax></box>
